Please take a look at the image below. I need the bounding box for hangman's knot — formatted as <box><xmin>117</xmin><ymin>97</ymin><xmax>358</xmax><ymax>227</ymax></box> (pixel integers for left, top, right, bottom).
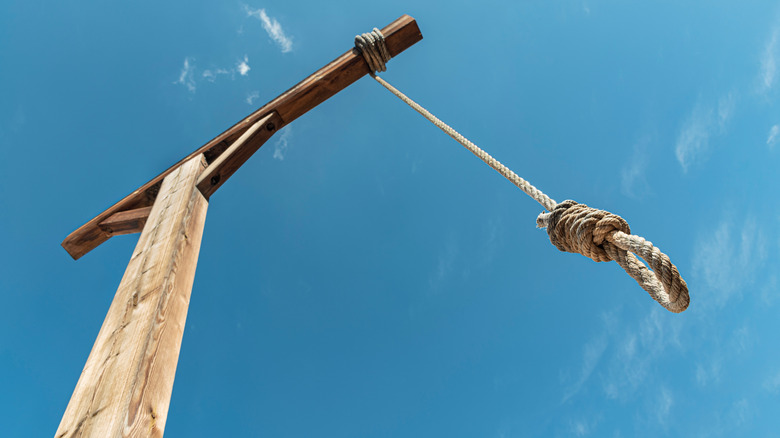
<box><xmin>539</xmin><ymin>200</ymin><xmax>630</xmax><ymax>263</ymax></box>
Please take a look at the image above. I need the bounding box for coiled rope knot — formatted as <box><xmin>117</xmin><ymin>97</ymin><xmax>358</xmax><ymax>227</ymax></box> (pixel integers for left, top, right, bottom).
<box><xmin>537</xmin><ymin>200</ymin><xmax>690</xmax><ymax>313</ymax></box>
<box><xmin>540</xmin><ymin>200</ymin><xmax>630</xmax><ymax>263</ymax></box>
<box><xmin>355</xmin><ymin>28</ymin><xmax>391</xmax><ymax>73</ymax></box>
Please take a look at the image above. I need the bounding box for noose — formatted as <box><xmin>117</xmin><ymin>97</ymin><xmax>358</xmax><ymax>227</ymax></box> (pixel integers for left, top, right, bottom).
<box><xmin>354</xmin><ymin>28</ymin><xmax>690</xmax><ymax>313</ymax></box>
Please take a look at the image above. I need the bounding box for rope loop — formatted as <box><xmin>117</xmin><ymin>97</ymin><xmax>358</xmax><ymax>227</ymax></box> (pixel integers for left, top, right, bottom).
<box><xmin>355</xmin><ymin>28</ymin><xmax>391</xmax><ymax>73</ymax></box>
<box><xmin>537</xmin><ymin>201</ymin><xmax>690</xmax><ymax>313</ymax></box>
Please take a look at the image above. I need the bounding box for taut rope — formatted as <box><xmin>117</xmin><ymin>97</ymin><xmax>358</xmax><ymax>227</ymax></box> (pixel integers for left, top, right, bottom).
<box><xmin>355</xmin><ymin>29</ymin><xmax>690</xmax><ymax>313</ymax></box>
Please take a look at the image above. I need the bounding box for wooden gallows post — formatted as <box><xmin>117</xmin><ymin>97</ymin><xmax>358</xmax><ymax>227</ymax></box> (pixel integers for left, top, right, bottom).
<box><xmin>56</xmin><ymin>15</ymin><xmax>422</xmax><ymax>438</ymax></box>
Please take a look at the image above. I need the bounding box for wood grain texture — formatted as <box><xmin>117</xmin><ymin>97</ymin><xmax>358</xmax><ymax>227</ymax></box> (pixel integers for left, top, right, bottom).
<box><xmin>98</xmin><ymin>207</ymin><xmax>153</xmax><ymax>235</ymax></box>
<box><xmin>62</xmin><ymin>14</ymin><xmax>423</xmax><ymax>260</ymax></box>
<box><xmin>56</xmin><ymin>156</ymin><xmax>208</xmax><ymax>438</ymax></box>
<box><xmin>196</xmin><ymin>111</ymin><xmax>281</xmax><ymax>199</ymax></box>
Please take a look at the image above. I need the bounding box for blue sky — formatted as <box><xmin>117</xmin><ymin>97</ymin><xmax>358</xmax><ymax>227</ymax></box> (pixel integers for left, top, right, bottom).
<box><xmin>1</xmin><ymin>1</ymin><xmax>780</xmax><ymax>436</ymax></box>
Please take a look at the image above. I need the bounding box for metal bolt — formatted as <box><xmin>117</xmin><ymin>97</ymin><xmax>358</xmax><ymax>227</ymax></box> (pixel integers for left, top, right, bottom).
<box><xmin>210</xmin><ymin>175</ymin><xmax>220</xmax><ymax>186</ymax></box>
<box><xmin>266</xmin><ymin>122</ymin><xmax>276</xmax><ymax>131</ymax></box>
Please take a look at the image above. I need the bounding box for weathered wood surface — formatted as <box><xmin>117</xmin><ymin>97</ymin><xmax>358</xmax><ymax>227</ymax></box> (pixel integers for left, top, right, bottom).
<box><xmin>62</xmin><ymin>14</ymin><xmax>423</xmax><ymax>260</ymax></box>
<box><xmin>98</xmin><ymin>207</ymin><xmax>153</xmax><ymax>235</ymax></box>
<box><xmin>56</xmin><ymin>156</ymin><xmax>208</xmax><ymax>438</ymax></box>
<box><xmin>197</xmin><ymin>111</ymin><xmax>281</xmax><ymax>199</ymax></box>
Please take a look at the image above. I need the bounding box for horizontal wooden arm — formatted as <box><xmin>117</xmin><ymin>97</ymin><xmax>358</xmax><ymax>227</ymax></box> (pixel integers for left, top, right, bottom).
<box><xmin>62</xmin><ymin>14</ymin><xmax>423</xmax><ymax>260</ymax></box>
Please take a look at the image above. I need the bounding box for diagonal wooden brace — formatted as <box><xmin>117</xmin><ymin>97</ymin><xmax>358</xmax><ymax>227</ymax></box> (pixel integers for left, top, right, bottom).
<box><xmin>62</xmin><ymin>14</ymin><xmax>422</xmax><ymax>260</ymax></box>
<box><xmin>196</xmin><ymin>112</ymin><xmax>281</xmax><ymax>199</ymax></box>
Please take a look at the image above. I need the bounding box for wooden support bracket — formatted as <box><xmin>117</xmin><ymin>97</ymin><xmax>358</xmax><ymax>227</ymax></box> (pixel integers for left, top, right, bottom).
<box><xmin>62</xmin><ymin>14</ymin><xmax>422</xmax><ymax>260</ymax></box>
<box><xmin>197</xmin><ymin>112</ymin><xmax>281</xmax><ymax>199</ymax></box>
<box><xmin>98</xmin><ymin>206</ymin><xmax>153</xmax><ymax>236</ymax></box>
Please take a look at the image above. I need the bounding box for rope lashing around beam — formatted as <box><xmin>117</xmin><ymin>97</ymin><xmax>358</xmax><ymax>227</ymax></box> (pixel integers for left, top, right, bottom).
<box><xmin>355</xmin><ymin>28</ymin><xmax>391</xmax><ymax>73</ymax></box>
<box><xmin>354</xmin><ymin>29</ymin><xmax>690</xmax><ymax>313</ymax></box>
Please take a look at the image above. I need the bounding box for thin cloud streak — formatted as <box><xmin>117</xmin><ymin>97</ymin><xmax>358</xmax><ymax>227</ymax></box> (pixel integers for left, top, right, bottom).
<box><xmin>767</xmin><ymin>124</ymin><xmax>779</xmax><ymax>148</ymax></box>
<box><xmin>760</xmin><ymin>28</ymin><xmax>779</xmax><ymax>94</ymax></box>
<box><xmin>245</xmin><ymin>7</ymin><xmax>293</xmax><ymax>53</ymax></box>
<box><xmin>603</xmin><ymin>308</ymin><xmax>682</xmax><ymax>401</ymax></box>
<box><xmin>176</xmin><ymin>54</ymin><xmax>251</xmax><ymax>92</ymax></box>
<box><xmin>202</xmin><ymin>68</ymin><xmax>229</xmax><ymax>82</ymax></box>
<box><xmin>570</xmin><ymin>415</ymin><xmax>601</xmax><ymax>437</ymax></box>
<box><xmin>273</xmin><ymin>127</ymin><xmax>292</xmax><ymax>161</ymax></box>
<box><xmin>174</xmin><ymin>57</ymin><xmax>196</xmax><ymax>92</ymax></box>
<box><xmin>693</xmin><ymin>215</ymin><xmax>767</xmax><ymax>308</ymax></box>
<box><xmin>655</xmin><ymin>387</ymin><xmax>674</xmax><ymax>427</ymax></box>
<box><xmin>763</xmin><ymin>369</ymin><xmax>780</xmax><ymax>393</ymax></box>
<box><xmin>428</xmin><ymin>235</ymin><xmax>459</xmax><ymax>293</ymax></box>
<box><xmin>562</xmin><ymin>334</ymin><xmax>608</xmax><ymax>403</ymax></box>
<box><xmin>621</xmin><ymin>136</ymin><xmax>650</xmax><ymax>198</ymax></box>
<box><xmin>695</xmin><ymin>359</ymin><xmax>722</xmax><ymax>387</ymax></box>
<box><xmin>246</xmin><ymin>90</ymin><xmax>260</xmax><ymax>105</ymax></box>
<box><xmin>717</xmin><ymin>93</ymin><xmax>735</xmax><ymax>131</ymax></box>
<box><xmin>675</xmin><ymin>93</ymin><xmax>735</xmax><ymax>172</ymax></box>
<box><xmin>675</xmin><ymin>105</ymin><xmax>712</xmax><ymax>172</ymax></box>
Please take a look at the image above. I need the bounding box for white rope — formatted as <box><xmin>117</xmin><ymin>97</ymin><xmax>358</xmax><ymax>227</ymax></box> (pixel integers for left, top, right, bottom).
<box><xmin>354</xmin><ymin>29</ymin><xmax>690</xmax><ymax>313</ymax></box>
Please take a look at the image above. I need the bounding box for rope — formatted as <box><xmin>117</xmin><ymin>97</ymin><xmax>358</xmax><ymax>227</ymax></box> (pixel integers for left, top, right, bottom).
<box><xmin>354</xmin><ymin>30</ymin><xmax>690</xmax><ymax>313</ymax></box>
<box><xmin>354</xmin><ymin>28</ymin><xmax>391</xmax><ymax>73</ymax></box>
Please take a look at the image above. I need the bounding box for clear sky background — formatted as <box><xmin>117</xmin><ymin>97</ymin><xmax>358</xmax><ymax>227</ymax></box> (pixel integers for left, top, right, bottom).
<box><xmin>1</xmin><ymin>1</ymin><xmax>779</xmax><ymax>437</ymax></box>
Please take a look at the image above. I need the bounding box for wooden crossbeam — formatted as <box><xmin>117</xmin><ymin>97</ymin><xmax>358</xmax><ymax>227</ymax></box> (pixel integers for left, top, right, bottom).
<box><xmin>62</xmin><ymin>14</ymin><xmax>423</xmax><ymax>260</ymax></box>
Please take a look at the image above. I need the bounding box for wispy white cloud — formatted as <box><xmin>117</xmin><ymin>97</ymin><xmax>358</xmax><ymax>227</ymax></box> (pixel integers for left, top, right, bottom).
<box><xmin>759</xmin><ymin>28</ymin><xmax>779</xmax><ymax>94</ymax></box>
<box><xmin>202</xmin><ymin>68</ymin><xmax>230</xmax><ymax>82</ymax></box>
<box><xmin>693</xmin><ymin>215</ymin><xmax>767</xmax><ymax>308</ymax></box>
<box><xmin>717</xmin><ymin>93</ymin><xmax>736</xmax><ymax>131</ymax></box>
<box><xmin>761</xmin><ymin>273</ymin><xmax>778</xmax><ymax>306</ymax></box>
<box><xmin>246</xmin><ymin>90</ymin><xmax>260</xmax><ymax>105</ymax></box>
<box><xmin>429</xmin><ymin>235</ymin><xmax>459</xmax><ymax>293</ymax></box>
<box><xmin>675</xmin><ymin>94</ymin><xmax>736</xmax><ymax>172</ymax></box>
<box><xmin>621</xmin><ymin>136</ymin><xmax>650</xmax><ymax>198</ymax></box>
<box><xmin>695</xmin><ymin>359</ymin><xmax>722</xmax><ymax>387</ymax></box>
<box><xmin>764</xmin><ymin>369</ymin><xmax>780</xmax><ymax>393</ymax></box>
<box><xmin>569</xmin><ymin>415</ymin><xmax>601</xmax><ymax>437</ymax></box>
<box><xmin>767</xmin><ymin>124</ymin><xmax>779</xmax><ymax>148</ymax></box>
<box><xmin>729</xmin><ymin>399</ymin><xmax>751</xmax><ymax>428</ymax></box>
<box><xmin>675</xmin><ymin>105</ymin><xmax>713</xmax><ymax>172</ymax></box>
<box><xmin>245</xmin><ymin>6</ymin><xmax>293</xmax><ymax>53</ymax></box>
<box><xmin>272</xmin><ymin>127</ymin><xmax>292</xmax><ymax>161</ymax></box>
<box><xmin>655</xmin><ymin>387</ymin><xmax>674</xmax><ymax>427</ymax></box>
<box><xmin>237</xmin><ymin>55</ymin><xmax>251</xmax><ymax>76</ymax></box>
<box><xmin>562</xmin><ymin>334</ymin><xmax>608</xmax><ymax>402</ymax></box>
<box><xmin>174</xmin><ymin>57</ymin><xmax>197</xmax><ymax>92</ymax></box>
<box><xmin>479</xmin><ymin>217</ymin><xmax>503</xmax><ymax>267</ymax></box>
<box><xmin>729</xmin><ymin>325</ymin><xmax>753</xmax><ymax>355</ymax></box>
<box><xmin>695</xmin><ymin>325</ymin><xmax>752</xmax><ymax>388</ymax></box>
<box><xmin>603</xmin><ymin>308</ymin><xmax>682</xmax><ymax>400</ymax></box>
<box><xmin>582</xmin><ymin>3</ymin><xmax>591</xmax><ymax>15</ymax></box>
<box><xmin>177</xmin><ymin>54</ymin><xmax>251</xmax><ymax>92</ymax></box>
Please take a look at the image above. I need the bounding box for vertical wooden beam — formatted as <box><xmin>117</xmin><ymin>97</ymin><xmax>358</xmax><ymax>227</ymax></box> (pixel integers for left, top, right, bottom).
<box><xmin>56</xmin><ymin>155</ymin><xmax>209</xmax><ymax>438</ymax></box>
